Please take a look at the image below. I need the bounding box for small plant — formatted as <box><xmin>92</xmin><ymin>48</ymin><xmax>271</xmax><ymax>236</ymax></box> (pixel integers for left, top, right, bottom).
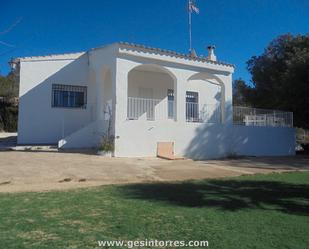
<box><xmin>98</xmin><ymin>102</ymin><xmax>114</xmax><ymax>154</ymax></box>
<box><xmin>98</xmin><ymin>135</ymin><xmax>114</xmax><ymax>152</ymax></box>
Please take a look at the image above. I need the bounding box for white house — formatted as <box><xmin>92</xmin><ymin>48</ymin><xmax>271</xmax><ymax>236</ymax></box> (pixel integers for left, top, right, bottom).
<box><xmin>13</xmin><ymin>42</ymin><xmax>295</xmax><ymax>159</ymax></box>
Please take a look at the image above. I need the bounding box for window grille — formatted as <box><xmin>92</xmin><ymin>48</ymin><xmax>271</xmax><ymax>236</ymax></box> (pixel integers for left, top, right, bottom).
<box><xmin>52</xmin><ymin>84</ymin><xmax>87</xmax><ymax>108</ymax></box>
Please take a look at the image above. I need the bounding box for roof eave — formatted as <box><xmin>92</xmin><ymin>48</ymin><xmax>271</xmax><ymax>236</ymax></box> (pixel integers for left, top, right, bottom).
<box><xmin>117</xmin><ymin>42</ymin><xmax>235</xmax><ymax>69</ymax></box>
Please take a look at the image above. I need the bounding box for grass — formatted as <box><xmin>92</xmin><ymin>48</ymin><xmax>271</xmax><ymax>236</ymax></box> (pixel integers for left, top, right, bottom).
<box><xmin>0</xmin><ymin>172</ymin><xmax>309</xmax><ymax>248</ymax></box>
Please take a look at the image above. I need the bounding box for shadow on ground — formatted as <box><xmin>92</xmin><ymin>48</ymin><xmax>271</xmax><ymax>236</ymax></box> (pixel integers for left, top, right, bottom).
<box><xmin>0</xmin><ymin>135</ymin><xmax>17</xmax><ymax>151</ymax></box>
<box><xmin>119</xmin><ymin>177</ymin><xmax>309</xmax><ymax>216</ymax></box>
<box><xmin>202</xmin><ymin>156</ymin><xmax>309</xmax><ymax>170</ymax></box>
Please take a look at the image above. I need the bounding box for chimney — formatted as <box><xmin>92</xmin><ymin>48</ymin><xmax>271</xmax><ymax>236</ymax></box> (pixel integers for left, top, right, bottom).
<box><xmin>190</xmin><ymin>48</ymin><xmax>198</xmax><ymax>58</ymax></box>
<box><xmin>207</xmin><ymin>45</ymin><xmax>217</xmax><ymax>61</ymax></box>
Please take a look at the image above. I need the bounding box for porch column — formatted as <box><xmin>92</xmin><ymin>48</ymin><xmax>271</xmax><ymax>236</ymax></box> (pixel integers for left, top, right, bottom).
<box><xmin>219</xmin><ymin>73</ymin><xmax>233</xmax><ymax>125</ymax></box>
<box><xmin>175</xmin><ymin>73</ymin><xmax>186</xmax><ymax>122</ymax></box>
<box><xmin>94</xmin><ymin>69</ymin><xmax>105</xmax><ymax>121</ymax></box>
<box><xmin>113</xmin><ymin>60</ymin><xmax>129</xmax><ymax>129</ymax></box>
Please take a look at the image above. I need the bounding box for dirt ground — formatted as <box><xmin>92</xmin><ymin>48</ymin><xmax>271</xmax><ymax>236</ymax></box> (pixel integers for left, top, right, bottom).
<box><xmin>0</xmin><ymin>150</ymin><xmax>308</xmax><ymax>193</ymax></box>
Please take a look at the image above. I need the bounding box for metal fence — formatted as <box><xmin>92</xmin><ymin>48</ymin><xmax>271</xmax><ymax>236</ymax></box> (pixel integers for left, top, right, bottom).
<box><xmin>233</xmin><ymin>106</ymin><xmax>293</xmax><ymax>127</ymax></box>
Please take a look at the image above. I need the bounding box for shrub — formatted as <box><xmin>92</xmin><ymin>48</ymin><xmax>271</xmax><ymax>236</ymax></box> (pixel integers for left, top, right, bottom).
<box><xmin>0</xmin><ymin>102</ymin><xmax>18</xmax><ymax>132</ymax></box>
<box><xmin>98</xmin><ymin>136</ymin><xmax>114</xmax><ymax>152</ymax></box>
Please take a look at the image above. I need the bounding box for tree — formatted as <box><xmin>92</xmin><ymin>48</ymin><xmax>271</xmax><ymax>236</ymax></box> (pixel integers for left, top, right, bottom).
<box><xmin>0</xmin><ymin>72</ymin><xmax>19</xmax><ymax>99</ymax></box>
<box><xmin>232</xmin><ymin>78</ymin><xmax>252</xmax><ymax>106</ymax></box>
<box><xmin>246</xmin><ymin>34</ymin><xmax>309</xmax><ymax>129</ymax></box>
<box><xmin>0</xmin><ymin>72</ymin><xmax>19</xmax><ymax>131</ymax></box>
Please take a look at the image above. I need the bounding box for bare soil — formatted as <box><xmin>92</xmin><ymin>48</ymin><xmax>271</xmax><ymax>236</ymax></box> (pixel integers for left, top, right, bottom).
<box><xmin>0</xmin><ymin>151</ymin><xmax>308</xmax><ymax>193</ymax></box>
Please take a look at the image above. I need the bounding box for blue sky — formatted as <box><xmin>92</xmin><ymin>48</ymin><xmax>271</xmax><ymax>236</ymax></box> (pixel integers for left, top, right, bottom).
<box><xmin>1</xmin><ymin>0</ymin><xmax>308</xmax><ymax>83</ymax></box>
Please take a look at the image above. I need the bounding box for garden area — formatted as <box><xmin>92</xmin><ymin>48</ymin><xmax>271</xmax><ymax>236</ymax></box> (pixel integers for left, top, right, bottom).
<box><xmin>0</xmin><ymin>171</ymin><xmax>308</xmax><ymax>248</ymax></box>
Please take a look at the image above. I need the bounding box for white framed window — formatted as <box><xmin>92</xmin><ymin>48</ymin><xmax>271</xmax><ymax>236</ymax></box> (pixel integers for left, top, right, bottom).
<box><xmin>52</xmin><ymin>84</ymin><xmax>87</xmax><ymax>108</ymax></box>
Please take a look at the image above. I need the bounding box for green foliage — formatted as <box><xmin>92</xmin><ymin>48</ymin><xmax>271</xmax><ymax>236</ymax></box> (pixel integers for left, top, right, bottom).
<box><xmin>232</xmin><ymin>78</ymin><xmax>253</xmax><ymax>106</ymax></box>
<box><xmin>0</xmin><ymin>72</ymin><xmax>19</xmax><ymax>131</ymax></box>
<box><xmin>244</xmin><ymin>33</ymin><xmax>309</xmax><ymax>129</ymax></box>
<box><xmin>0</xmin><ymin>72</ymin><xmax>19</xmax><ymax>99</ymax></box>
<box><xmin>0</xmin><ymin>172</ymin><xmax>308</xmax><ymax>248</ymax></box>
<box><xmin>0</xmin><ymin>102</ymin><xmax>18</xmax><ymax>132</ymax></box>
<box><xmin>98</xmin><ymin>135</ymin><xmax>114</xmax><ymax>152</ymax></box>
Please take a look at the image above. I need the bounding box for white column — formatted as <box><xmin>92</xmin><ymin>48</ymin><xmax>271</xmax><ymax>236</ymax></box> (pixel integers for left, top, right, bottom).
<box><xmin>219</xmin><ymin>73</ymin><xmax>233</xmax><ymax>125</ymax></box>
<box><xmin>94</xmin><ymin>69</ymin><xmax>103</xmax><ymax>121</ymax></box>
<box><xmin>95</xmin><ymin>68</ymin><xmax>112</xmax><ymax>121</ymax></box>
<box><xmin>113</xmin><ymin>59</ymin><xmax>133</xmax><ymax>157</ymax></box>
<box><xmin>114</xmin><ymin>61</ymin><xmax>129</xmax><ymax>125</ymax></box>
<box><xmin>175</xmin><ymin>73</ymin><xmax>186</xmax><ymax>123</ymax></box>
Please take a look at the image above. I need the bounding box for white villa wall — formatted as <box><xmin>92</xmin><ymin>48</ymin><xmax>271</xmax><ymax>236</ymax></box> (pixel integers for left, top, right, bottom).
<box><xmin>114</xmin><ymin>120</ymin><xmax>295</xmax><ymax>159</ymax></box>
<box><xmin>114</xmin><ymin>56</ymin><xmax>234</xmax><ymax>157</ymax></box>
<box><xmin>128</xmin><ymin>70</ymin><xmax>174</xmax><ymax>120</ymax></box>
<box><xmin>58</xmin><ymin>119</ymin><xmax>109</xmax><ymax>149</ymax></box>
<box><xmin>17</xmin><ymin>44</ymin><xmax>295</xmax><ymax>159</ymax></box>
<box><xmin>113</xmin><ymin>55</ymin><xmax>294</xmax><ymax>159</ymax></box>
<box><xmin>128</xmin><ymin>70</ymin><xmax>174</xmax><ymax>99</ymax></box>
<box><xmin>186</xmin><ymin>79</ymin><xmax>221</xmax><ymax>106</ymax></box>
<box><xmin>17</xmin><ymin>54</ymin><xmax>93</xmax><ymax>144</ymax></box>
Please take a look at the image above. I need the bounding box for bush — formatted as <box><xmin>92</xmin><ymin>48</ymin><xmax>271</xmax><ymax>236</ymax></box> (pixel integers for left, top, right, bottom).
<box><xmin>98</xmin><ymin>136</ymin><xmax>114</xmax><ymax>152</ymax></box>
<box><xmin>0</xmin><ymin>102</ymin><xmax>18</xmax><ymax>132</ymax></box>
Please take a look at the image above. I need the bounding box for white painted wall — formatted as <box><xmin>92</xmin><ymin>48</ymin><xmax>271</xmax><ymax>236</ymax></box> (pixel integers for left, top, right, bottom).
<box><xmin>58</xmin><ymin>120</ymin><xmax>109</xmax><ymax>149</ymax></box>
<box><xmin>128</xmin><ymin>70</ymin><xmax>174</xmax><ymax>99</ymax></box>
<box><xmin>17</xmin><ymin>44</ymin><xmax>295</xmax><ymax>159</ymax></box>
<box><xmin>114</xmin><ymin>54</ymin><xmax>294</xmax><ymax>159</ymax></box>
<box><xmin>114</xmin><ymin>120</ymin><xmax>295</xmax><ymax>159</ymax></box>
<box><xmin>17</xmin><ymin>53</ymin><xmax>93</xmax><ymax>144</ymax></box>
<box><xmin>128</xmin><ymin>69</ymin><xmax>174</xmax><ymax>120</ymax></box>
<box><xmin>114</xmin><ymin>55</ymin><xmax>234</xmax><ymax>157</ymax></box>
<box><xmin>186</xmin><ymin>79</ymin><xmax>221</xmax><ymax>106</ymax></box>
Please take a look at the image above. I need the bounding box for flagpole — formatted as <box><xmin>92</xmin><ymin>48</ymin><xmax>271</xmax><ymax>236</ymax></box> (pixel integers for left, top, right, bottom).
<box><xmin>188</xmin><ymin>0</ymin><xmax>192</xmax><ymax>53</ymax></box>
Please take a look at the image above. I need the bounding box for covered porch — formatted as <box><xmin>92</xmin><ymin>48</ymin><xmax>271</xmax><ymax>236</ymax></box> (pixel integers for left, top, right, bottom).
<box><xmin>126</xmin><ymin>64</ymin><xmax>223</xmax><ymax>124</ymax></box>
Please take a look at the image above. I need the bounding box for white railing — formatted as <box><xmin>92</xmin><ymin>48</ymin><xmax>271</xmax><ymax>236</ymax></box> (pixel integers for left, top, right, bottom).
<box><xmin>127</xmin><ymin>97</ymin><xmax>174</xmax><ymax>120</ymax></box>
<box><xmin>233</xmin><ymin>106</ymin><xmax>293</xmax><ymax>127</ymax></box>
<box><xmin>127</xmin><ymin>98</ymin><xmax>222</xmax><ymax>123</ymax></box>
<box><xmin>186</xmin><ymin>102</ymin><xmax>221</xmax><ymax>123</ymax></box>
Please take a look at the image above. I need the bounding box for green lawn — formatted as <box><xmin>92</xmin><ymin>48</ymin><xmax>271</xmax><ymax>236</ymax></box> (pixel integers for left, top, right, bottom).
<box><xmin>0</xmin><ymin>172</ymin><xmax>309</xmax><ymax>249</ymax></box>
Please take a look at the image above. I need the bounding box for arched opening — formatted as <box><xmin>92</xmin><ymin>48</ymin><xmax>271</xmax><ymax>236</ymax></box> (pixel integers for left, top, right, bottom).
<box><xmin>187</xmin><ymin>73</ymin><xmax>225</xmax><ymax>123</ymax></box>
<box><xmin>127</xmin><ymin>64</ymin><xmax>176</xmax><ymax>121</ymax></box>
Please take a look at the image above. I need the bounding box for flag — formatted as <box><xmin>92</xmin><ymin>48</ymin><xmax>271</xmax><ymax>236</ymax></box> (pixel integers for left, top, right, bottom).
<box><xmin>189</xmin><ymin>0</ymin><xmax>200</xmax><ymax>14</ymax></box>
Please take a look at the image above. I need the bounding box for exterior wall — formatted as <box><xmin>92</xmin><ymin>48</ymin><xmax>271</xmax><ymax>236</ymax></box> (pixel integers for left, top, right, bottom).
<box><xmin>114</xmin><ymin>55</ymin><xmax>294</xmax><ymax>159</ymax></box>
<box><xmin>114</xmin><ymin>120</ymin><xmax>295</xmax><ymax>159</ymax></box>
<box><xmin>128</xmin><ymin>70</ymin><xmax>173</xmax><ymax>99</ymax></box>
<box><xmin>128</xmin><ymin>70</ymin><xmax>174</xmax><ymax>120</ymax></box>
<box><xmin>17</xmin><ymin>53</ymin><xmax>93</xmax><ymax>144</ymax></box>
<box><xmin>17</xmin><ymin>45</ymin><xmax>295</xmax><ymax>159</ymax></box>
<box><xmin>58</xmin><ymin>120</ymin><xmax>109</xmax><ymax>149</ymax></box>
<box><xmin>88</xmin><ymin>44</ymin><xmax>117</xmax><ymax>123</ymax></box>
<box><xmin>18</xmin><ymin>45</ymin><xmax>117</xmax><ymax>147</ymax></box>
<box><xmin>114</xmin><ymin>56</ymin><xmax>235</xmax><ymax>157</ymax></box>
<box><xmin>186</xmin><ymin>79</ymin><xmax>221</xmax><ymax>106</ymax></box>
